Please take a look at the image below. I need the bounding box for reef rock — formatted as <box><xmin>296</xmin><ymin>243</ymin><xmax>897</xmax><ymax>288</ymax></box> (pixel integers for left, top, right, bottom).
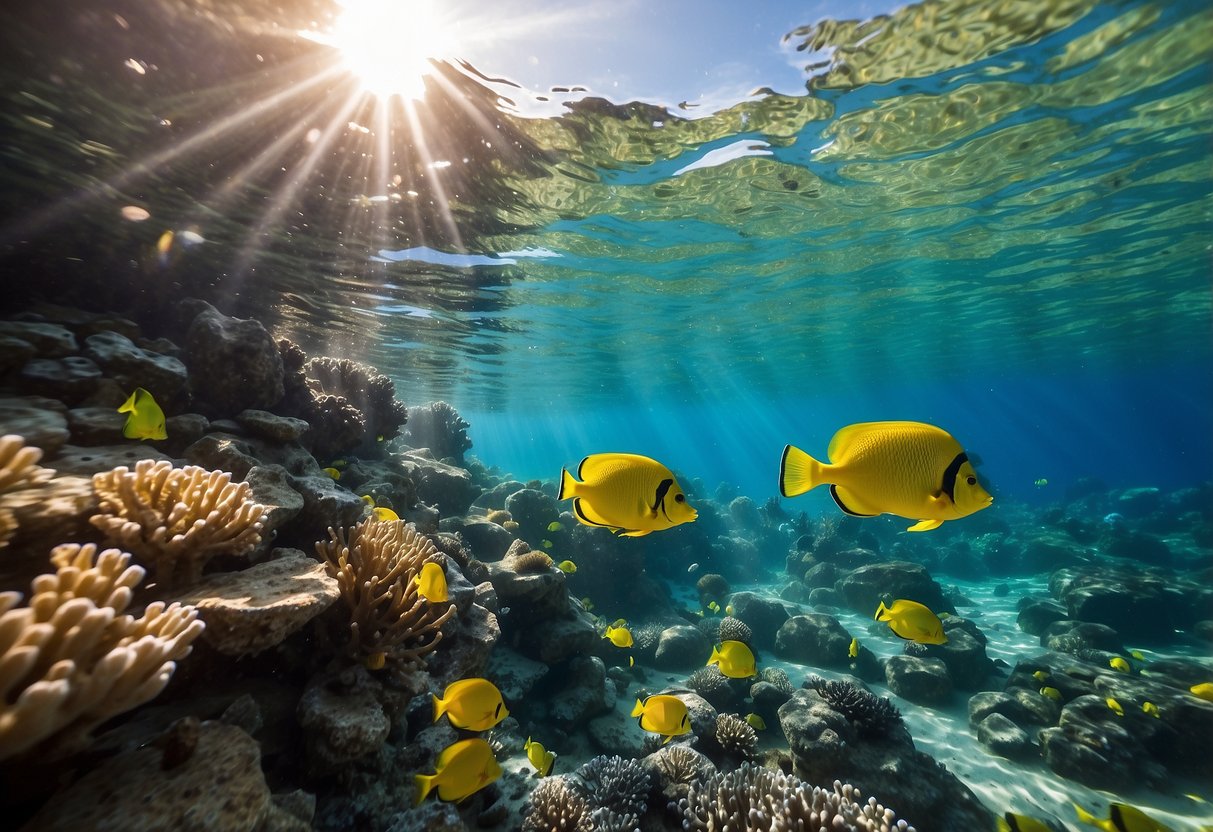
<box><xmin>774</xmin><ymin>613</ymin><xmax>852</xmax><ymax>668</ymax></box>
<box><xmin>1039</xmin><ymin>695</ymin><xmax>1165</xmax><ymax>791</ymax></box>
<box><xmin>975</xmin><ymin>712</ymin><xmax>1036</xmax><ymax>761</ymax></box>
<box><xmin>548</xmin><ymin>656</ymin><xmax>616</xmax><ymax>728</ymax></box>
<box><xmin>82</xmin><ymin>331</ymin><xmax>188</xmax><ymax>405</ymax></box>
<box><xmin>19</xmin><ymin>356</ymin><xmax>102</xmax><ymax>403</ymax></box>
<box><xmin>503</xmin><ymin>487</ymin><xmax>561</xmax><ymax>544</ymax></box>
<box><xmin>184</xmin><ymin>303</ymin><xmax>285</xmax><ymax>416</ymax></box>
<box><xmin>0</xmin><ymin>320</ymin><xmax>78</xmax><ymax>356</ymax></box>
<box><xmin>835</xmin><ymin>561</ymin><xmax>955</xmax><ymax>616</ymax></box>
<box><xmin>727</xmin><ymin>592</ymin><xmax>790</xmax><ymax>649</ymax></box>
<box><xmin>1050</xmin><ymin>565</ymin><xmax>1200</xmax><ymax>640</ymax></box>
<box><xmin>653</xmin><ymin>625</ymin><xmax>711</xmax><ymax>670</ymax></box>
<box><xmin>912</xmin><ymin>617</ymin><xmax>995</xmax><ymax>690</ymax></box>
<box><xmin>884</xmin><ymin>655</ymin><xmax>952</xmax><ymax>705</ymax></box>
<box><xmin>0</xmin><ymin>396</ymin><xmax>70</xmax><ymax>456</ymax></box>
<box><xmin>398</xmin><ymin>453</ymin><xmax>477</xmax><ymax>517</ymax></box>
<box><xmin>1016</xmin><ymin>597</ymin><xmax>1070</xmax><ymax>636</ymax></box>
<box><xmin>298</xmin><ymin>670</ymin><xmax>390</xmax><ymax>775</ymax></box>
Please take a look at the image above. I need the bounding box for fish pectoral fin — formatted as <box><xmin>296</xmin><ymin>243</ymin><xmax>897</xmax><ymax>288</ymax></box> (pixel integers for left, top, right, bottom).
<box><xmin>618</xmin><ymin>529</ymin><xmax>651</xmax><ymax>538</ymax></box>
<box><xmin>906</xmin><ymin>519</ymin><xmax>943</xmax><ymax>532</ymax></box>
<box><xmin>830</xmin><ymin>485</ymin><xmax>878</xmax><ymax>517</ymax></box>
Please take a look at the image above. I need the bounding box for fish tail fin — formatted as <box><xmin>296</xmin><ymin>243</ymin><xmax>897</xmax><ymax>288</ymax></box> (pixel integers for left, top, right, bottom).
<box><xmin>874</xmin><ymin>601</ymin><xmax>887</xmax><ymax>621</ymax></box>
<box><xmin>779</xmin><ymin>445</ymin><xmax>825</xmax><ymax>498</ymax></box>
<box><xmin>431</xmin><ymin>694</ymin><xmax>444</xmax><ymax>723</ymax></box>
<box><xmin>413</xmin><ymin>774</ymin><xmax>436</xmax><ymax>806</ymax></box>
<box><xmin>662</xmin><ymin>733</ymin><xmax>673</xmax><ymax>745</ymax></box>
<box><xmin>996</xmin><ymin>816</ymin><xmax>1013</xmax><ymax>832</ymax></box>
<box><xmin>1073</xmin><ymin>803</ymin><xmax>1100</xmax><ymax>828</ymax></box>
<box><xmin>630</xmin><ymin>698</ymin><xmax>645</xmax><ymax>718</ymax></box>
<box><xmin>558</xmin><ymin>468</ymin><xmax>578</xmax><ymax>500</ymax></box>
<box><xmin>707</xmin><ymin>645</ymin><xmax>721</xmax><ymax>666</ymax></box>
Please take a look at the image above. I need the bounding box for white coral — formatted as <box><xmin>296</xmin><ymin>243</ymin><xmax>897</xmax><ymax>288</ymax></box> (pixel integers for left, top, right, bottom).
<box><xmin>0</xmin><ymin>434</ymin><xmax>52</xmax><ymax>549</ymax></box>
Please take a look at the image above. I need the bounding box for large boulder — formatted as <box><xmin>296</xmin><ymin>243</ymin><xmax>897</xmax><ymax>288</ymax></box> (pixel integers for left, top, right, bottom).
<box><xmin>884</xmin><ymin>655</ymin><xmax>952</xmax><ymax>705</ymax></box>
<box><xmin>728</xmin><ymin>592</ymin><xmax>790</xmax><ymax>649</ymax></box>
<box><xmin>184</xmin><ymin>303</ymin><xmax>284</xmax><ymax>416</ymax></box>
<box><xmin>774</xmin><ymin>613</ymin><xmax>852</xmax><ymax>668</ymax></box>
<box><xmin>835</xmin><ymin>561</ymin><xmax>955</xmax><ymax>616</ymax></box>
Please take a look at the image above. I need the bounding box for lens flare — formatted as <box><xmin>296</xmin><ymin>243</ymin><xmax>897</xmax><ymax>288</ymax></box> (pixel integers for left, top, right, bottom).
<box><xmin>321</xmin><ymin>0</ymin><xmax>454</xmax><ymax>100</ymax></box>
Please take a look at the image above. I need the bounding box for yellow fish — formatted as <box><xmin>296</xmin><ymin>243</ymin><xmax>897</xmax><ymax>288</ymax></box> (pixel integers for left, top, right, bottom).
<box><xmin>1075</xmin><ymin>802</ymin><xmax>1174</xmax><ymax>832</ymax></box>
<box><xmin>725</xmin><ymin>605</ymin><xmax>734</xmax><ymax>615</ymax></box>
<box><xmin>580</xmin><ymin>597</ymin><xmax>594</xmax><ymax>612</ymax></box>
<box><xmin>848</xmin><ymin>637</ymin><xmax>859</xmax><ymax>658</ymax></box>
<box><xmin>542</xmin><ymin>539</ymin><xmax>554</xmax><ymax>549</ymax></box>
<box><xmin>1142</xmin><ymin>701</ymin><xmax>1159</xmax><ymax>718</ymax></box>
<box><xmin>546</xmin><ymin>521</ymin><xmax>563</xmax><ymax>532</ymax></box>
<box><xmin>414</xmin><ymin>738</ymin><xmax>501</xmax><ymax>804</ymax></box>
<box><xmin>1034</xmin><ymin>478</ymin><xmax>1048</xmax><ymax>488</ymax></box>
<box><xmin>707</xmin><ymin>601</ymin><xmax>720</xmax><ymax>614</ymax></box>
<box><xmin>118</xmin><ymin>387</ymin><xmax>167</xmax><ymax>440</ymax></box>
<box><xmin>1109</xmin><ymin>657</ymin><xmax>1130</xmax><ymax>673</ymax></box>
<box><xmin>556</xmin><ymin>560</ymin><xmax>577</xmax><ymax>574</ymax></box>
<box><xmin>1190</xmin><ymin>683</ymin><xmax>1213</xmax><ymax>702</ymax></box>
<box><xmin>365</xmin><ymin>651</ymin><xmax>386</xmax><ymax>670</ymax></box>
<box><xmin>708</xmin><ymin>640</ymin><xmax>757</xmax><ymax>679</ymax></box>
<box><xmin>1129</xmin><ymin>649</ymin><xmax>1145</xmax><ymax>661</ymax></box>
<box><xmin>604</xmin><ymin>624</ymin><xmax>633</xmax><ymax>648</ymax></box>
<box><xmin>779</xmin><ymin>421</ymin><xmax>993</xmax><ymax>532</ymax></box>
<box><xmin>1033</xmin><ymin>670</ymin><xmax>1050</xmax><ymax>683</ymax></box>
<box><xmin>322</xmin><ymin>467</ymin><xmax>341</xmax><ymax>480</ymax></box>
<box><xmin>413</xmin><ymin>561</ymin><xmax>449</xmax><ymax>603</ymax></box>
<box><xmin>632</xmin><ymin>695</ymin><xmax>690</xmax><ymax>744</ymax></box>
<box><xmin>360</xmin><ymin>494</ymin><xmax>376</xmax><ymax>506</ymax></box>
<box><xmin>1040</xmin><ymin>686</ymin><xmax>1063</xmax><ymax>702</ymax></box>
<box><xmin>875</xmin><ymin>599</ymin><xmax>947</xmax><ymax>645</ymax></box>
<box><xmin>999</xmin><ymin>813</ymin><xmax>1056</xmax><ymax>832</ymax></box>
<box><xmin>628</xmin><ymin>656</ymin><xmax>634</xmax><ymax>667</ymax></box>
<box><xmin>558</xmin><ymin>452</ymin><xmax>697</xmax><ymax>537</ymax></box>
<box><xmin>524</xmin><ymin>737</ymin><xmax>556</xmax><ymax>777</ymax></box>
<box><xmin>372</xmin><ymin>506</ymin><xmax>400</xmax><ymax>522</ymax></box>
<box><xmin>1106</xmin><ymin>697</ymin><xmax>1123</xmax><ymax>716</ymax></box>
<box><xmin>745</xmin><ymin>713</ymin><xmax>766</xmax><ymax>730</ymax></box>
<box><xmin>432</xmin><ymin>678</ymin><xmax>508</xmax><ymax>731</ymax></box>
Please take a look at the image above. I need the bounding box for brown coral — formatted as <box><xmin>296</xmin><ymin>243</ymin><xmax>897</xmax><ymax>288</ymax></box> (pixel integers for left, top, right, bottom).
<box><xmin>0</xmin><ymin>434</ymin><xmax>52</xmax><ymax>548</ymax></box>
<box><xmin>0</xmin><ymin>543</ymin><xmax>204</xmax><ymax>761</ymax></box>
<box><xmin>509</xmin><ymin>551</ymin><xmax>554</xmax><ymax>573</ymax></box>
<box><xmin>316</xmin><ymin>518</ymin><xmax>456</xmax><ymax>665</ymax></box>
<box><xmin>90</xmin><ymin>460</ymin><xmax>268</xmax><ymax>589</ymax></box>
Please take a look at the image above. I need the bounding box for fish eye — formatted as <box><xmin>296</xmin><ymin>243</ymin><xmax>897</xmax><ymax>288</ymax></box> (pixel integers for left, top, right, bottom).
<box><xmin>966</xmin><ymin>476</ymin><xmax>977</xmax><ymax>486</ymax></box>
<box><xmin>674</xmin><ymin>493</ymin><xmax>685</xmax><ymax>503</ymax></box>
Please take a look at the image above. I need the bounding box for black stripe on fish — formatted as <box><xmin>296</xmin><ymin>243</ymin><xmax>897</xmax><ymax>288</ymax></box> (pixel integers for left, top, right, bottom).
<box><xmin>1109</xmin><ymin>805</ymin><xmax>1128</xmax><ymax>832</ymax></box>
<box><xmin>494</xmin><ymin>702</ymin><xmax>502</xmax><ymax>718</ymax></box>
<box><xmin>940</xmin><ymin>452</ymin><xmax>969</xmax><ymax>503</ymax></box>
<box><xmin>830</xmin><ymin>485</ymin><xmax>876</xmax><ymax>517</ymax></box>
<box><xmin>652</xmin><ymin>478</ymin><xmax>674</xmax><ymax>518</ymax></box>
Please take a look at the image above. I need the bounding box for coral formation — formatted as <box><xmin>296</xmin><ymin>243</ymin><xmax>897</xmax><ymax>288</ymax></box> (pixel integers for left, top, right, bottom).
<box><xmin>696</xmin><ymin>573</ymin><xmax>730</xmax><ymax>604</ymax></box>
<box><xmin>718</xmin><ymin>615</ymin><xmax>753</xmax><ymax>646</ymax></box>
<box><xmin>403</xmin><ymin>400</ymin><xmax>472</xmax><ymax>462</ymax></box>
<box><xmin>809</xmin><ymin>677</ymin><xmax>903</xmax><ymax>739</ymax></box>
<box><xmin>656</xmin><ymin>745</ymin><xmax>714</xmax><ymax>791</ymax></box>
<box><xmin>521</xmin><ymin>777</ymin><xmax>594</xmax><ymax>832</ymax></box>
<box><xmin>316</xmin><ymin>517</ymin><xmax>456</xmax><ymax>664</ymax></box>
<box><xmin>688</xmin><ymin>665</ymin><xmax>734</xmax><ymax>707</ymax></box>
<box><xmin>576</xmin><ymin>754</ymin><xmax>651</xmax><ymax>818</ymax></box>
<box><xmin>0</xmin><ymin>543</ymin><xmax>204</xmax><ymax>761</ymax></box>
<box><xmin>715</xmin><ymin>713</ymin><xmax>759</xmax><ymax>759</ymax></box>
<box><xmin>486</xmin><ymin>509</ymin><xmax>512</xmax><ymax>525</ymax></box>
<box><xmin>0</xmin><ymin>434</ymin><xmax>52</xmax><ymax>548</ymax></box>
<box><xmin>509</xmin><ymin>550</ymin><xmax>555</xmax><ymax>573</ymax></box>
<box><xmin>89</xmin><ymin>460</ymin><xmax>268</xmax><ymax>589</ymax></box>
<box><xmin>759</xmin><ymin>667</ymin><xmax>794</xmax><ymax>696</ymax></box>
<box><xmin>304</xmin><ymin>356</ymin><xmax>407</xmax><ymax>457</ymax></box>
<box><xmin>679</xmin><ymin>763</ymin><xmax>915</xmax><ymax>831</ymax></box>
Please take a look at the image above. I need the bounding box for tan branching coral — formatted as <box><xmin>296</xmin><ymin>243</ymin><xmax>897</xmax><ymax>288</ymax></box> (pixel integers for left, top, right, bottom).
<box><xmin>316</xmin><ymin>518</ymin><xmax>456</xmax><ymax>665</ymax></box>
<box><xmin>0</xmin><ymin>434</ymin><xmax>52</xmax><ymax>549</ymax></box>
<box><xmin>90</xmin><ymin>460</ymin><xmax>269</xmax><ymax>588</ymax></box>
<box><xmin>0</xmin><ymin>543</ymin><xmax>204</xmax><ymax>761</ymax></box>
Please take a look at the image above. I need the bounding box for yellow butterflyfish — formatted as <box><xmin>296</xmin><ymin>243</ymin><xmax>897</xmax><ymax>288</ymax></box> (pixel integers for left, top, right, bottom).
<box><xmin>372</xmin><ymin>506</ymin><xmax>400</xmax><ymax>522</ymax></box>
<box><xmin>707</xmin><ymin>640</ymin><xmax>756</xmax><ymax>679</ymax></box>
<box><xmin>1032</xmin><ymin>670</ymin><xmax>1050</xmax><ymax>683</ymax></box>
<box><xmin>365</xmin><ymin>651</ymin><xmax>386</xmax><ymax>670</ymax></box>
<box><xmin>1141</xmin><ymin>701</ymin><xmax>1159</xmax><ymax>718</ymax></box>
<box><xmin>875</xmin><ymin>599</ymin><xmax>947</xmax><ymax>645</ymax></box>
<box><xmin>524</xmin><ymin>737</ymin><xmax>556</xmax><ymax>777</ymax></box>
<box><xmin>1129</xmin><ymin>649</ymin><xmax>1145</xmax><ymax>661</ymax></box>
<box><xmin>556</xmin><ymin>560</ymin><xmax>577</xmax><ymax>574</ymax></box>
<box><xmin>1106</xmin><ymin>697</ymin><xmax>1123</xmax><ymax>716</ymax></box>
<box><xmin>413</xmin><ymin>562</ymin><xmax>449</xmax><ymax>603</ymax></box>
<box><xmin>848</xmin><ymin>637</ymin><xmax>859</xmax><ymax>658</ymax></box>
<box><xmin>779</xmin><ymin>421</ymin><xmax>992</xmax><ymax>532</ymax></box>
<box><xmin>558</xmin><ymin>453</ymin><xmax>697</xmax><ymax>537</ymax></box>
<box><xmin>360</xmin><ymin>494</ymin><xmax>376</xmax><ymax>506</ymax></box>
<box><xmin>1074</xmin><ymin>801</ymin><xmax>1174</xmax><ymax>832</ymax></box>
<box><xmin>322</xmin><ymin>467</ymin><xmax>341</xmax><ymax>480</ymax></box>
<box><xmin>745</xmin><ymin>713</ymin><xmax>766</xmax><ymax>730</ymax></box>
<box><xmin>604</xmin><ymin>624</ymin><xmax>633</xmax><ymax>648</ymax></box>
<box><xmin>1040</xmin><ymin>686</ymin><xmax>1062</xmax><ymax>702</ymax></box>
<box><xmin>632</xmin><ymin>695</ymin><xmax>690</xmax><ymax>744</ymax></box>
<box><xmin>432</xmin><ymin>678</ymin><xmax>508</xmax><ymax>732</ymax></box>
<box><xmin>1109</xmin><ymin>657</ymin><xmax>1130</xmax><ymax>673</ymax></box>
<box><xmin>413</xmin><ymin>738</ymin><xmax>500</xmax><ymax>804</ymax></box>
<box><xmin>118</xmin><ymin>387</ymin><xmax>167</xmax><ymax>440</ymax></box>
<box><xmin>1190</xmin><ymin>683</ymin><xmax>1213</xmax><ymax>702</ymax></box>
<box><xmin>998</xmin><ymin>812</ymin><xmax>1056</xmax><ymax>832</ymax></box>
<box><xmin>546</xmin><ymin>521</ymin><xmax>563</xmax><ymax>532</ymax></box>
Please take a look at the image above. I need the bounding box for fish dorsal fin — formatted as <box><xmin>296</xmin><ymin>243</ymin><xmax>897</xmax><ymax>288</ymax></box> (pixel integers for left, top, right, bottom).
<box><xmin>827</xmin><ymin>421</ymin><xmax>954</xmax><ymax>462</ymax></box>
<box><xmin>577</xmin><ymin>452</ymin><xmax>655</xmax><ymax>482</ymax></box>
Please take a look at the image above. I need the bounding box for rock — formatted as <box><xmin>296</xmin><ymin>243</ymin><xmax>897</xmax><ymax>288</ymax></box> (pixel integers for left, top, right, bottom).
<box><xmin>184</xmin><ymin>303</ymin><xmax>285</xmax><ymax>416</ymax></box>
<box><xmin>884</xmin><ymin>655</ymin><xmax>952</xmax><ymax>705</ymax></box>
<box><xmin>835</xmin><ymin>561</ymin><xmax>955</xmax><ymax>616</ymax></box>
<box><xmin>0</xmin><ymin>335</ymin><xmax>37</xmax><ymax>372</ymax></box>
<box><xmin>45</xmin><ymin>443</ymin><xmax>175</xmax><ymax>477</ymax></box>
<box><xmin>728</xmin><ymin>592</ymin><xmax>789</xmax><ymax>649</ymax></box>
<box><xmin>384</xmin><ymin>802</ymin><xmax>464</xmax><ymax>832</ymax></box>
<box><xmin>19</xmin><ymin>357</ymin><xmax>102</xmax><ymax>402</ymax></box>
<box><xmin>24</xmin><ymin>722</ymin><xmax>272</xmax><ymax>832</ymax></box>
<box><xmin>1016</xmin><ymin>598</ymin><xmax>1070</xmax><ymax>636</ymax></box>
<box><xmin>1052</xmin><ymin>565</ymin><xmax>1194</xmax><ymax>640</ymax></box>
<box><xmin>66</xmin><ymin>406</ymin><xmax>127</xmax><ymax>445</ymax></box>
<box><xmin>773</xmin><ymin>613</ymin><xmax>852</xmax><ymax>667</ymax></box>
<box><xmin>779</xmin><ymin>580</ymin><xmax>813</xmax><ymax>605</ymax></box>
<box><xmin>236</xmin><ymin>409</ymin><xmax>310</xmax><ymax>442</ymax></box>
<box><xmin>176</xmin><ymin>549</ymin><xmax>339</xmax><ymax>655</ymax></box>
<box><xmin>487</xmin><ymin>559</ymin><xmax>570</xmax><ymax>625</ymax></box>
<box><xmin>549</xmin><ymin>656</ymin><xmax>615</xmax><ymax>727</ymax></box>
<box><xmin>399</xmin><ymin>454</ymin><xmax>478</xmax><ymax>517</ymax></box>
<box><xmin>285</xmin><ymin>471</ymin><xmax>368</xmax><ymax>543</ymax></box>
<box><xmin>653</xmin><ymin>625</ymin><xmax>711</xmax><ymax>670</ymax></box>
<box><xmin>749</xmin><ymin>681</ymin><xmax>792</xmax><ymax>727</ymax></box>
<box><xmin>2</xmin><ymin>474</ymin><xmax>97</xmax><ymax>560</ymax></box>
<box><xmin>803</xmin><ymin>562</ymin><xmax>840</xmax><ymax>588</ymax></box>
<box><xmin>588</xmin><ymin>709</ymin><xmax>649</xmax><ymax>758</ymax></box>
<box><xmin>81</xmin><ymin>331</ymin><xmax>188</xmax><ymax>404</ymax></box>
<box><xmin>1116</xmin><ymin>487</ymin><xmax>1161</xmax><ymax>517</ymax></box>
<box><xmin>486</xmin><ymin>647</ymin><xmax>549</xmax><ymax>704</ymax></box>
<box><xmin>1040</xmin><ymin>695</ymin><xmax>1166</xmax><ymax>791</ymax></box>
<box><xmin>439</xmin><ymin>518</ymin><xmax>515</xmax><ymax>561</ymax></box>
<box><xmin>1042</xmin><ymin>620</ymin><xmax>1124</xmax><ymax>654</ymax></box>
<box><xmin>975</xmin><ymin>713</ymin><xmax>1035</xmax><ymax>761</ymax></box>
<box><xmin>968</xmin><ymin>690</ymin><xmax>1058</xmax><ymax>730</ymax></box>
<box><xmin>0</xmin><ymin>321</ymin><xmax>77</xmax><ymax>356</ymax></box>
<box><xmin>528</xmin><ymin>615</ymin><xmax>598</xmax><ymax>665</ymax></box>
<box><xmin>808</xmin><ymin>587</ymin><xmax>842</xmax><ymax>607</ymax></box>
<box><xmin>913</xmin><ymin>618</ymin><xmax>995</xmax><ymax>690</ymax></box>
<box><xmin>245</xmin><ymin>465</ymin><xmax>305</xmax><ymax>540</ymax></box>
<box><xmin>298</xmin><ymin>671</ymin><xmax>390</xmax><ymax>774</ymax></box>
<box><xmin>432</xmin><ymin>601</ymin><xmax>500</xmax><ymax>686</ymax></box>
<box><xmin>503</xmin><ymin>488</ymin><xmax>560</xmax><ymax>544</ymax></box>
<box><xmin>471</xmin><ymin>480</ymin><xmax>526</xmax><ymax>511</ymax></box>
<box><xmin>0</xmin><ymin>396</ymin><xmax>70</xmax><ymax>456</ymax></box>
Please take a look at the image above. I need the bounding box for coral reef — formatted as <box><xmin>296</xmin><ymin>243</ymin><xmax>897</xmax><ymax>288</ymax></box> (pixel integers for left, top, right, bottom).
<box><xmin>522</xmin><ymin>777</ymin><xmax>593</xmax><ymax>832</ymax></box>
<box><xmin>718</xmin><ymin>615</ymin><xmax>753</xmax><ymax>646</ymax></box>
<box><xmin>678</xmin><ymin>763</ymin><xmax>915</xmax><ymax>832</ymax></box>
<box><xmin>714</xmin><ymin>713</ymin><xmax>759</xmax><ymax>759</ymax></box>
<box><xmin>403</xmin><ymin>401</ymin><xmax>472</xmax><ymax>463</ymax></box>
<box><xmin>89</xmin><ymin>460</ymin><xmax>268</xmax><ymax>589</ymax></box>
<box><xmin>687</xmin><ymin>666</ymin><xmax>736</xmax><ymax>710</ymax></box>
<box><xmin>509</xmin><ymin>550</ymin><xmax>555</xmax><ymax>573</ymax></box>
<box><xmin>0</xmin><ymin>543</ymin><xmax>203</xmax><ymax>761</ymax></box>
<box><xmin>809</xmin><ymin>677</ymin><xmax>904</xmax><ymax>739</ymax></box>
<box><xmin>759</xmin><ymin>667</ymin><xmax>794</xmax><ymax>696</ymax></box>
<box><xmin>316</xmin><ymin>517</ymin><xmax>456</xmax><ymax>664</ymax></box>
<box><xmin>576</xmin><ymin>754</ymin><xmax>651</xmax><ymax>818</ymax></box>
<box><xmin>304</xmin><ymin>356</ymin><xmax>407</xmax><ymax>457</ymax></box>
<box><xmin>696</xmin><ymin>573</ymin><xmax>730</xmax><ymax>604</ymax></box>
<box><xmin>0</xmin><ymin>434</ymin><xmax>52</xmax><ymax>548</ymax></box>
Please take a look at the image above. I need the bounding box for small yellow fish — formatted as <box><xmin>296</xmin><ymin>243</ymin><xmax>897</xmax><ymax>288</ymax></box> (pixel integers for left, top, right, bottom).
<box><xmin>1109</xmin><ymin>657</ymin><xmax>1130</xmax><ymax>673</ymax></box>
<box><xmin>1106</xmin><ymin>697</ymin><xmax>1123</xmax><ymax>716</ymax></box>
<box><xmin>556</xmin><ymin>560</ymin><xmax>577</xmax><ymax>574</ymax></box>
<box><xmin>580</xmin><ymin>597</ymin><xmax>594</xmax><ymax>612</ymax></box>
<box><xmin>414</xmin><ymin>738</ymin><xmax>501</xmax><ymax>804</ymax></box>
<box><xmin>1032</xmin><ymin>670</ymin><xmax>1050</xmax><ymax>683</ymax></box>
<box><xmin>1034</xmin><ymin>478</ymin><xmax>1048</xmax><ymax>488</ymax></box>
<box><xmin>938</xmin><ymin>612</ymin><xmax>951</xmax><ymax>619</ymax></box>
<box><xmin>628</xmin><ymin>656</ymin><xmax>634</xmax><ymax>667</ymax></box>
<box><xmin>1040</xmin><ymin>686</ymin><xmax>1063</xmax><ymax>702</ymax></box>
<box><xmin>542</xmin><ymin>539</ymin><xmax>554</xmax><ymax>549</ymax></box>
<box><xmin>432</xmin><ymin>678</ymin><xmax>509</xmax><ymax>731</ymax></box>
<box><xmin>779</xmin><ymin>421</ymin><xmax>993</xmax><ymax>532</ymax></box>
<box><xmin>156</xmin><ymin>229</ymin><xmax>175</xmax><ymax>264</ymax></box>
<box><xmin>1129</xmin><ymin>649</ymin><xmax>1145</xmax><ymax>661</ymax></box>
<box><xmin>1074</xmin><ymin>801</ymin><xmax>1175</xmax><ymax>832</ymax></box>
<box><xmin>604</xmin><ymin>624</ymin><xmax>634</xmax><ymax>648</ymax></box>
<box><xmin>546</xmin><ymin>521</ymin><xmax>563</xmax><ymax>532</ymax></box>
<box><xmin>558</xmin><ymin>453</ymin><xmax>697</xmax><ymax>537</ymax></box>
<box><xmin>118</xmin><ymin>387</ymin><xmax>167</xmax><ymax>440</ymax></box>
<box><xmin>377</xmin><ymin>434</ymin><xmax>385</xmax><ymax>442</ymax></box>
<box><xmin>1142</xmin><ymin>701</ymin><xmax>1159</xmax><ymax>718</ymax></box>
<box><xmin>999</xmin><ymin>812</ymin><xmax>1056</xmax><ymax>832</ymax></box>
<box><xmin>745</xmin><ymin>713</ymin><xmax>766</xmax><ymax>730</ymax></box>
<box><xmin>875</xmin><ymin>599</ymin><xmax>947</xmax><ymax>645</ymax></box>
<box><xmin>707</xmin><ymin>601</ymin><xmax>720</xmax><ymax>614</ymax></box>
<box><xmin>331</xmin><ymin>459</ymin><xmax>348</xmax><ymax>468</ymax></box>
<box><xmin>632</xmin><ymin>695</ymin><xmax>690</xmax><ymax>744</ymax></box>
<box><xmin>413</xmin><ymin>561</ymin><xmax>449</xmax><ymax>603</ymax></box>
<box><xmin>725</xmin><ymin>604</ymin><xmax>734</xmax><ymax>615</ymax></box>
<box><xmin>1190</xmin><ymin>683</ymin><xmax>1213</xmax><ymax>702</ymax></box>
<box><xmin>360</xmin><ymin>494</ymin><xmax>376</xmax><ymax>506</ymax></box>
<box><xmin>322</xmin><ymin>467</ymin><xmax>341</xmax><ymax>480</ymax></box>
<box><xmin>694</xmin><ymin>610</ymin><xmax>704</xmax><ymax>617</ymax></box>
<box><xmin>708</xmin><ymin>640</ymin><xmax>757</xmax><ymax>679</ymax></box>
<box><xmin>524</xmin><ymin>737</ymin><xmax>556</xmax><ymax>777</ymax></box>
<box><xmin>365</xmin><ymin>651</ymin><xmax>386</xmax><ymax>670</ymax></box>
<box><xmin>372</xmin><ymin>506</ymin><xmax>400</xmax><ymax>522</ymax></box>
<box><xmin>848</xmin><ymin>637</ymin><xmax>859</xmax><ymax>658</ymax></box>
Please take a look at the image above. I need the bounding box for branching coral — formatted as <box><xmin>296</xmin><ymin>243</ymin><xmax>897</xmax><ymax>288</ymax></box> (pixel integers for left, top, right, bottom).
<box><xmin>403</xmin><ymin>401</ymin><xmax>472</xmax><ymax>462</ymax></box>
<box><xmin>679</xmin><ymin>764</ymin><xmax>915</xmax><ymax>832</ymax></box>
<box><xmin>576</xmin><ymin>755</ymin><xmax>650</xmax><ymax>818</ymax></box>
<box><xmin>90</xmin><ymin>460</ymin><xmax>268</xmax><ymax>589</ymax></box>
<box><xmin>0</xmin><ymin>543</ymin><xmax>204</xmax><ymax>761</ymax></box>
<box><xmin>758</xmin><ymin>667</ymin><xmax>793</xmax><ymax>696</ymax></box>
<box><xmin>715</xmin><ymin>713</ymin><xmax>758</xmax><ymax>759</ymax></box>
<box><xmin>719</xmin><ymin>616</ymin><xmax>753</xmax><ymax>646</ymax></box>
<box><xmin>687</xmin><ymin>666</ymin><xmax>734</xmax><ymax>708</ymax></box>
<box><xmin>656</xmin><ymin>745</ymin><xmax>713</xmax><ymax>790</ymax></box>
<box><xmin>808</xmin><ymin>677</ymin><xmax>903</xmax><ymax>739</ymax></box>
<box><xmin>522</xmin><ymin>777</ymin><xmax>593</xmax><ymax>832</ymax></box>
<box><xmin>0</xmin><ymin>434</ymin><xmax>52</xmax><ymax>548</ymax></box>
<box><xmin>316</xmin><ymin>518</ymin><xmax>456</xmax><ymax>665</ymax></box>
<box><xmin>304</xmin><ymin>356</ymin><xmax>407</xmax><ymax>455</ymax></box>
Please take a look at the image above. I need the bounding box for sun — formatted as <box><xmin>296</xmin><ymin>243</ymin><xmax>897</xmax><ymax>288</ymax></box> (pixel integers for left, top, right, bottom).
<box><xmin>320</xmin><ymin>0</ymin><xmax>455</xmax><ymax>100</ymax></box>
